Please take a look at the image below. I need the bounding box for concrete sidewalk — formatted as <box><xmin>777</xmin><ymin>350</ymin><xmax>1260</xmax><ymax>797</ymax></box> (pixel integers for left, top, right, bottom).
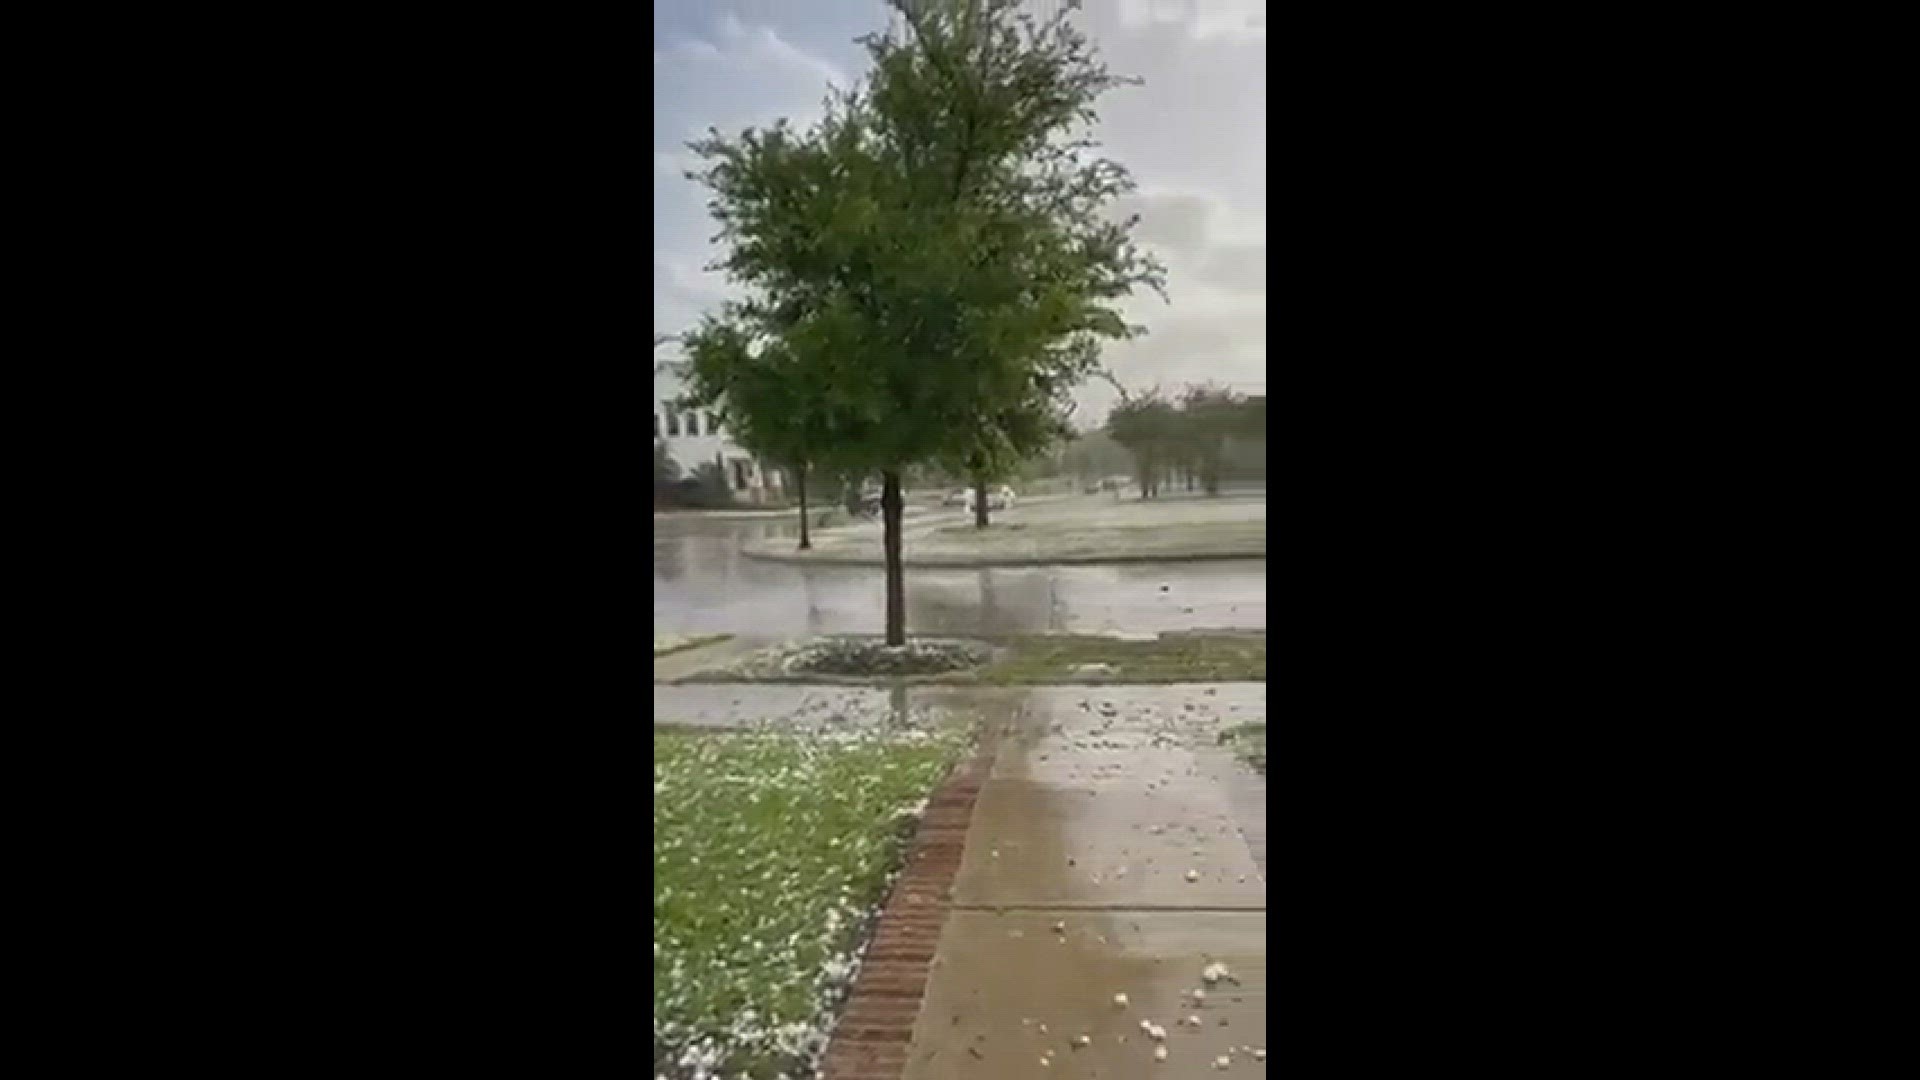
<box><xmin>651</xmin><ymin>634</ymin><xmax>774</xmax><ymax>683</ymax></box>
<box><xmin>899</xmin><ymin>686</ymin><xmax>1267</xmax><ymax>1078</ymax></box>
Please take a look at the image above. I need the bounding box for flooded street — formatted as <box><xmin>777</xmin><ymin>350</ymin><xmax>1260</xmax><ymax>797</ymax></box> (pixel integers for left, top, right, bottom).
<box><xmin>654</xmin><ymin>514</ymin><xmax>1267</xmax><ymax>637</ymax></box>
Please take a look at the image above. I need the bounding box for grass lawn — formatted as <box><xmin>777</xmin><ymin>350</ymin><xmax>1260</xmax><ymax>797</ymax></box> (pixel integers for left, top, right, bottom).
<box><xmin>916</xmin><ymin>518</ymin><xmax>1265</xmax><ymax>560</ymax></box>
<box><xmin>655</xmin><ymin>633</ymin><xmax>733</xmax><ymax>658</ymax></box>
<box><xmin>976</xmin><ymin>632</ymin><xmax>1266</xmax><ymax>683</ymax></box>
<box><xmin>1219</xmin><ymin>720</ymin><xmax>1267</xmax><ymax>773</ymax></box>
<box><xmin>654</xmin><ymin>726</ymin><xmax>970</xmax><ymax>1079</ymax></box>
<box><xmin>741</xmin><ymin>494</ymin><xmax>1266</xmax><ymax>565</ymax></box>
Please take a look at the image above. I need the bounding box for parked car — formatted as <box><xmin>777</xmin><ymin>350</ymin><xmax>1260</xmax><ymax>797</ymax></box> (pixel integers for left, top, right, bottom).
<box><xmin>944</xmin><ymin>488</ymin><xmax>971</xmax><ymax>507</ymax></box>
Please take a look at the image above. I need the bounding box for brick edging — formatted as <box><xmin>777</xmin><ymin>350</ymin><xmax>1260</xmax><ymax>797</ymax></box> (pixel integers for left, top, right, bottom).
<box><xmin>819</xmin><ymin>731</ymin><xmax>1000</xmax><ymax>1080</ymax></box>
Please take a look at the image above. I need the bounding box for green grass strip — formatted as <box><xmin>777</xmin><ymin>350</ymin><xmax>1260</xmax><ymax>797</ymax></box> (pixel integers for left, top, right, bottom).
<box><xmin>653</xmin><ymin>726</ymin><xmax>969</xmax><ymax>1078</ymax></box>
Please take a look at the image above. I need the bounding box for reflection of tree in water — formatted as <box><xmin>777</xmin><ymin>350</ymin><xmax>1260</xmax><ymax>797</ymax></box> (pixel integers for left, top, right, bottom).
<box><xmin>653</xmin><ymin>536</ymin><xmax>688</xmax><ymax>582</ymax></box>
<box><xmin>657</xmin><ymin>519</ymin><xmax>803</xmax><ymax>592</ymax></box>
<box><xmin>888</xmin><ymin>682</ymin><xmax>910</xmax><ymax>728</ymax></box>
<box><xmin>905</xmin><ymin>569</ymin><xmax>1058</xmax><ymax>636</ymax></box>
<box><xmin>802</xmin><ymin>571</ymin><xmax>823</xmax><ymax>635</ymax></box>
<box><xmin>906</xmin><ymin>577</ymin><xmax>985</xmax><ymax>635</ymax></box>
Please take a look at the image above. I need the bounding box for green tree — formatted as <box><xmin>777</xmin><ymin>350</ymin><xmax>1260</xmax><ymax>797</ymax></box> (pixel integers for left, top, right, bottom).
<box><xmin>684</xmin><ymin>0</ymin><xmax>1164</xmax><ymax>644</ymax></box>
<box><xmin>686</xmin><ymin>461</ymin><xmax>735</xmax><ymax>509</ymax></box>
<box><xmin>653</xmin><ymin>440</ymin><xmax>681</xmax><ymax>504</ymax></box>
<box><xmin>677</xmin><ymin>316</ymin><xmax>835</xmax><ymax>549</ymax></box>
<box><xmin>1060</xmin><ymin>427</ymin><xmax>1130</xmax><ymax>486</ymax></box>
<box><xmin>1106</xmin><ymin>389</ymin><xmax>1177</xmax><ymax>499</ymax></box>
<box><xmin>1180</xmin><ymin>382</ymin><xmax>1242</xmax><ymax>496</ymax></box>
<box><xmin>950</xmin><ymin>391</ymin><xmax>1073</xmax><ymax>528</ymax></box>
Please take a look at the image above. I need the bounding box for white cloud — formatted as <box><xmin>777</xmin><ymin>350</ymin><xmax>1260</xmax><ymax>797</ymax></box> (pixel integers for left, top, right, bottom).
<box><xmin>1115</xmin><ymin>191</ymin><xmax>1217</xmax><ymax>255</ymax></box>
<box><xmin>1197</xmin><ymin>245</ymin><xmax>1265</xmax><ymax>294</ymax></box>
<box><xmin>653</xmin><ymin>17</ymin><xmax>848</xmax><ymax>146</ymax></box>
<box><xmin>1118</xmin><ymin>0</ymin><xmax>1267</xmax><ymax>44</ymax></box>
<box><xmin>654</xmin><ymin>149</ymin><xmax>699</xmax><ymax>179</ymax></box>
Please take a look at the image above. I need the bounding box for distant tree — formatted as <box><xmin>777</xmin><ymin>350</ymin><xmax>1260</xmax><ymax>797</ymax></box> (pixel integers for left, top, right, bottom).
<box><xmin>653</xmin><ymin>440</ymin><xmax>681</xmax><ymax>505</ymax></box>
<box><xmin>685</xmin><ymin>461</ymin><xmax>735</xmax><ymax>509</ymax></box>
<box><xmin>1180</xmin><ymin>382</ymin><xmax>1242</xmax><ymax>496</ymax></box>
<box><xmin>1235</xmin><ymin>397</ymin><xmax>1266</xmax><ymax>440</ymax></box>
<box><xmin>1220</xmin><ymin>396</ymin><xmax>1266</xmax><ymax>483</ymax></box>
<box><xmin>678</xmin><ymin>316</ymin><xmax>836</xmax><ymax>549</ymax></box>
<box><xmin>1060</xmin><ymin>428</ymin><xmax>1131</xmax><ymax>485</ymax></box>
<box><xmin>950</xmin><ymin>390</ymin><xmax>1074</xmax><ymax>528</ymax></box>
<box><xmin>1106</xmin><ymin>388</ymin><xmax>1178</xmax><ymax>498</ymax></box>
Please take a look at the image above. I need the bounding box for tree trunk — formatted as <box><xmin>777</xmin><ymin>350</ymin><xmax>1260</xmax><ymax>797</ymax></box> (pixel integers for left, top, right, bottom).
<box><xmin>882</xmin><ymin>470</ymin><xmax>906</xmax><ymax>646</ymax></box>
<box><xmin>795</xmin><ymin>464</ymin><xmax>811</xmax><ymax>550</ymax></box>
<box><xmin>973</xmin><ymin>473</ymin><xmax>990</xmax><ymax>529</ymax></box>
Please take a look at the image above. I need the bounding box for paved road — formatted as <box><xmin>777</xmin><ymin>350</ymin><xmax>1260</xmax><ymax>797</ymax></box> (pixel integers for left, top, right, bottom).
<box><xmin>655</xmin><ymin>515</ymin><xmax>1267</xmax><ymax>637</ymax></box>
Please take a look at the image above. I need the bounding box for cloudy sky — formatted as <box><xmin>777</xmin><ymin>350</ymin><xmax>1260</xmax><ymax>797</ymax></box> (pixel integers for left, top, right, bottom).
<box><xmin>654</xmin><ymin>0</ymin><xmax>1265</xmax><ymax>428</ymax></box>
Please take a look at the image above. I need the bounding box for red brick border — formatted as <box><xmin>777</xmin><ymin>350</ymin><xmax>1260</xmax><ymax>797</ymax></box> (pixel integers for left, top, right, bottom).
<box><xmin>819</xmin><ymin>731</ymin><xmax>999</xmax><ymax>1080</ymax></box>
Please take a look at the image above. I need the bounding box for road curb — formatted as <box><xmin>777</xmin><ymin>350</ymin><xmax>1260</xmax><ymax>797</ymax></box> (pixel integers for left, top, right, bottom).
<box><xmin>738</xmin><ymin>547</ymin><xmax>1266</xmax><ymax>568</ymax></box>
<box><xmin>650</xmin><ymin>633</ymin><xmax>733</xmax><ymax>660</ymax></box>
<box><xmin>820</xmin><ymin>728</ymin><xmax>1000</xmax><ymax>1080</ymax></box>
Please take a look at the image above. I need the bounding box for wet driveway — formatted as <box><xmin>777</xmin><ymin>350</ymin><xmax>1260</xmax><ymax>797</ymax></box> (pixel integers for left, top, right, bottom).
<box><xmin>654</xmin><ymin>515</ymin><xmax>1266</xmax><ymax>637</ymax></box>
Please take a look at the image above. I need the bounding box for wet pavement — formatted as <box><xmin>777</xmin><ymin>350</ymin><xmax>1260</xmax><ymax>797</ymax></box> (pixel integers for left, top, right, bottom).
<box><xmin>651</xmin><ymin>682</ymin><xmax>1035</xmax><ymax>734</ymax></box>
<box><xmin>954</xmin><ymin>685</ymin><xmax>1268</xmax><ymax>898</ymax></box>
<box><xmin>654</xmin><ymin>515</ymin><xmax>1266</xmax><ymax>637</ymax></box>
<box><xmin>902</xmin><ymin>685</ymin><xmax>1267</xmax><ymax>1078</ymax></box>
<box><xmin>904</xmin><ymin>912</ymin><xmax>1266</xmax><ymax>1078</ymax></box>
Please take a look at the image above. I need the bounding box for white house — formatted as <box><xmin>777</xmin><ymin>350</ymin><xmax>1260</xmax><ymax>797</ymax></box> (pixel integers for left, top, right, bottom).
<box><xmin>653</xmin><ymin>357</ymin><xmax>785</xmax><ymax>503</ymax></box>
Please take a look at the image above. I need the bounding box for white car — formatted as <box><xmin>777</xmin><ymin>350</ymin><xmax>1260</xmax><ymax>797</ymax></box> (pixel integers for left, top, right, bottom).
<box><xmin>969</xmin><ymin>485</ymin><xmax>1016</xmax><ymax>511</ymax></box>
<box><xmin>944</xmin><ymin>489</ymin><xmax>971</xmax><ymax>507</ymax></box>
